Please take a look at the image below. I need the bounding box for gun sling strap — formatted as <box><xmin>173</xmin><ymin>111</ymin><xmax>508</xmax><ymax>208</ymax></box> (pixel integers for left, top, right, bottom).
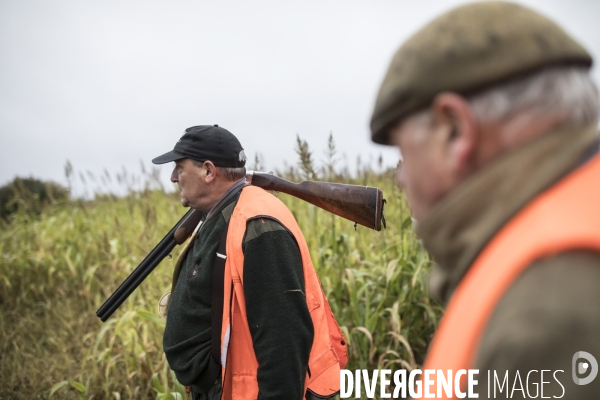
<box><xmin>211</xmin><ymin>222</ymin><xmax>229</xmax><ymax>366</ymax></box>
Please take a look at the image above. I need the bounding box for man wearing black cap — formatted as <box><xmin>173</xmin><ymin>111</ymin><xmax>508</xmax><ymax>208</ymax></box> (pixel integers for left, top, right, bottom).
<box><xmin>152</xmin><ymin>125</ymin><xmax>249</xmax><ymax>214</ymax></box>
<box><xmin>152</xmin><ymin>125</ymin><xmax>343</xmax><ymax>400</ymax></box>
<box><xmin>370</xmin><ymin>1</ymin><xmax>600</xmax><ymax>397</ymax></box>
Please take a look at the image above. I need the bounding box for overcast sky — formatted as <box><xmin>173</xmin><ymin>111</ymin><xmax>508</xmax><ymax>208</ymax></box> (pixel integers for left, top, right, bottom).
<box><xmin>1</xmin><ymin>0</ymin><xmax>599</xmax><ymax>194</ymax></box>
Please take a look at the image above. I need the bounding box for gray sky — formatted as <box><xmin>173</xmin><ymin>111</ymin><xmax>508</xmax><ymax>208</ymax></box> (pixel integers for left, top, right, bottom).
<box><xmin>1</xmin><ymin>0</ymin><xmax>599</xmax><ymax>194</ymax></box>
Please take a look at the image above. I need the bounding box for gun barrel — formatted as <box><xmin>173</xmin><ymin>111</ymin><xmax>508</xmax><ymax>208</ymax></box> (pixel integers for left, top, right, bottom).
<box><xmin>95</xmin><ymin>209</ymin><xmax>194</xmax><ymax>321</ymax></box>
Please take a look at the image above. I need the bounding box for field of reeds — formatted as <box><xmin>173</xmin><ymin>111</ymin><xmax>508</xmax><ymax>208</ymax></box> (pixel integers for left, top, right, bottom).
<box><xmin>0</xmin><ymin>136</ymin><xmax>442</xmax><ymax>399</ymax></box>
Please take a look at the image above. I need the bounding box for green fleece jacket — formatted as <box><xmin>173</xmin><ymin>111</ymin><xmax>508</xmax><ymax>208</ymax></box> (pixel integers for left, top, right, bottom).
<box><xmin>163</xmin><ymin>189</ymin><xmax>313</xmax><ymax>400</ymax></box>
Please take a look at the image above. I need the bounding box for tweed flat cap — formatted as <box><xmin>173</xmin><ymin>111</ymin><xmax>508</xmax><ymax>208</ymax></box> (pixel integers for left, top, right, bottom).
<box><xmin>370</xmin><ymin>1</ymin><xmax>592</xmax><ymax>145</ymax></box>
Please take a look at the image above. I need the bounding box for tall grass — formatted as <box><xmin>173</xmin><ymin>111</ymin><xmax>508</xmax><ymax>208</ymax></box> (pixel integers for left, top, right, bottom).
<box><xmin>0</xmin><ymin>137</ymin><xmax>442</xmax><ymax>399</ymax></box>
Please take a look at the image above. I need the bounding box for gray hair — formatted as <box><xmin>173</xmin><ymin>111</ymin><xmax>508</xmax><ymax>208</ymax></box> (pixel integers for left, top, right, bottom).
<box><xmin>468</xmin><ymin>66</ymin><xmax>600</xmax><ymax>127</ymax></box>
<box><xmin>191</xmin><ymin>159</ymin><xmax>246</xmax><ymax>181</ymax></box>
<box><xmin>218</xmin><ymin>166</ymin><xmax>246</xmax><ymax>181</ymax></box>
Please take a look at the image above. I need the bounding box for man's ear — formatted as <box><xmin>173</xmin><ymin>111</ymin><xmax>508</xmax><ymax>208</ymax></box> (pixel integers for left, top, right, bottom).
<box><xmin>203</xmin><ymin>161</ymin><xmax>217</xmax><ymax>183</ymax></box>
<box><xmin>431</xmin><ymin>92</ymin><xmax>479</xmax><ymax>175</ymax></box>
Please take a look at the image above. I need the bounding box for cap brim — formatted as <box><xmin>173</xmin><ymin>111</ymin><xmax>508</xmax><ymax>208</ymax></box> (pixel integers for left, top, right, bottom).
<box><xmin>151</xmin><ymin>150</ymin><xmax>186</xmax><ymax>164</ymax></box>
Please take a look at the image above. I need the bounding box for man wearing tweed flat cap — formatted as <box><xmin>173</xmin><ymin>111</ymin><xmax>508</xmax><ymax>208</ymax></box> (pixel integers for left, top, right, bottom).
<box><xmin>371</xmin><ymin>2</ymin><xmax>600</xmax><ymax>397</ymax></box>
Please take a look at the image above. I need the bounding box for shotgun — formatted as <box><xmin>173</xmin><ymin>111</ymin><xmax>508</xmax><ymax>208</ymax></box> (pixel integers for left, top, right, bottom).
<box><xmin>96</xmin><ymin>171</ymin><xmax>385</xmax><ymax>322</ymax></box>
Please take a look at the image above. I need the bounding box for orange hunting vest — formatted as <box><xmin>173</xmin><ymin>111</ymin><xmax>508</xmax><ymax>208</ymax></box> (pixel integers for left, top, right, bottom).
<box><xmin>219</xmin><ymin>185</ymin><xmax>348</xmax><ymax>400</ymax></box>
<box><xmin>423</xmin><ymin>153</ymin><xmax>600</xmax><ymax>398</ymax></box>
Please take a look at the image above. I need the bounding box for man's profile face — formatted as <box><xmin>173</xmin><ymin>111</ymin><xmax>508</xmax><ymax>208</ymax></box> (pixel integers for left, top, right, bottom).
<box><xmin>389</xmin><ymin>112</ymin><xmax>457</xmax><ymax>222</ymax></box>
<box><xmin>170</xmin><ymin>158</ymin><xmax>207</xmax><ymax>210</ymax></box>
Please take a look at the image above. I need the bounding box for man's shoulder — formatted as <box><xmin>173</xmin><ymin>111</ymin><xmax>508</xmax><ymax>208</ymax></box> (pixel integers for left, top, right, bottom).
<box><xmin>476</xmin><ymin>250</ymin><xmax>600</xmax><ymax>369</ymax></box>
<box><xmin>244</xmin><ymin>217</ymin><xmax>288</xmax><ymax>245</ymax></box>
<box><xmin>241</xmin><ymin>185</ymin><xmax>289</xmax><ymax>206</ymax></box>
<box><xmin>236</xmin><ymin>186</ymin><xmax>294</xmax><ymax>221</ymax></box>
<box><xmin>232</xmin><ymin>186</ymin><xmax>300</xmax><ymax>246</ymax></box>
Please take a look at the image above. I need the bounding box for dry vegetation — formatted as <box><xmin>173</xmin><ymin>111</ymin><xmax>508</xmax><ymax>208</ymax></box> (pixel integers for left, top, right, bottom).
<box><xmin>0</xmin><ymin>136</ymin><xmax>442</xmax><ymax>399</ymax></box>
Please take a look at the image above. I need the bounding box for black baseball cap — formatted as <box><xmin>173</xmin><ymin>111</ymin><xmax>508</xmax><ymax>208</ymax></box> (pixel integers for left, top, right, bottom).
<box><xmin>152</xmin><ymin>125</ymin><xmax>246</xmax><ymax>168</ymax></box>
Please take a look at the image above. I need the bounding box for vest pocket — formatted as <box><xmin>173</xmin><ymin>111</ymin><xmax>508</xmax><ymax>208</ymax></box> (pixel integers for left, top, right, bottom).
<box><xmin>307</xmin><ymin>347</ymin><xmax>341</xmax><ymax>398</ymax></box>
<box><xmin>231</xmin><ymin>374</ymin><xmax>259</xmax><ymax>400</ymax></box>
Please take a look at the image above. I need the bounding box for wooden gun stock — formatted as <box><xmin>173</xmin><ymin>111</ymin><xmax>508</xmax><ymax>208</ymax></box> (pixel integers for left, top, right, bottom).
<box><xmin>247</xmin><ymin>171</ymin><xmax>384</xmax><ymax>231</ymax></box>
<box><xmin>96</xmin><ymin>173</ymin><xmax>385</xmax><ymax>321</ymax></box>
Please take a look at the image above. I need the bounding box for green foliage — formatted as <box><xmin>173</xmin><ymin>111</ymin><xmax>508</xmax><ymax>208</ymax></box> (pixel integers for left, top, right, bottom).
<box><xmin>0</xmin><ymin>136</ymin><xmax>442</xmax><ymax>399</ymax></box>
<box><xmin>0</xmin><ymin>177</ymin><xmax>69</xmax><ymax>220</ymax></box>
<box><xmin>295</xmin><ymin>134</ymin><xmax>318</xmax><ymax>180</ymax></box>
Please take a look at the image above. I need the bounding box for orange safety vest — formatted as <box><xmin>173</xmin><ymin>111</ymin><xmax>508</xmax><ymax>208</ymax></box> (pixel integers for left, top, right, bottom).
<box><xmin>220</xmin><ymin>185</ymin><xmax>348</xmax><ymax>400</ymax></box>
<box><xmin>423</xmin><ymin>153</ymin><xmax>600</xmax><ymax>398</ymax></box>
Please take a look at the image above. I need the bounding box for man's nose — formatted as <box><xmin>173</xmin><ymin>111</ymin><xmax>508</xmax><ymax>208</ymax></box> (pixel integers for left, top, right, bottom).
<box><xmin>170</xmin><ymin>169</ymin><xmax>178</xmax><ymax>183</ymax></box>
